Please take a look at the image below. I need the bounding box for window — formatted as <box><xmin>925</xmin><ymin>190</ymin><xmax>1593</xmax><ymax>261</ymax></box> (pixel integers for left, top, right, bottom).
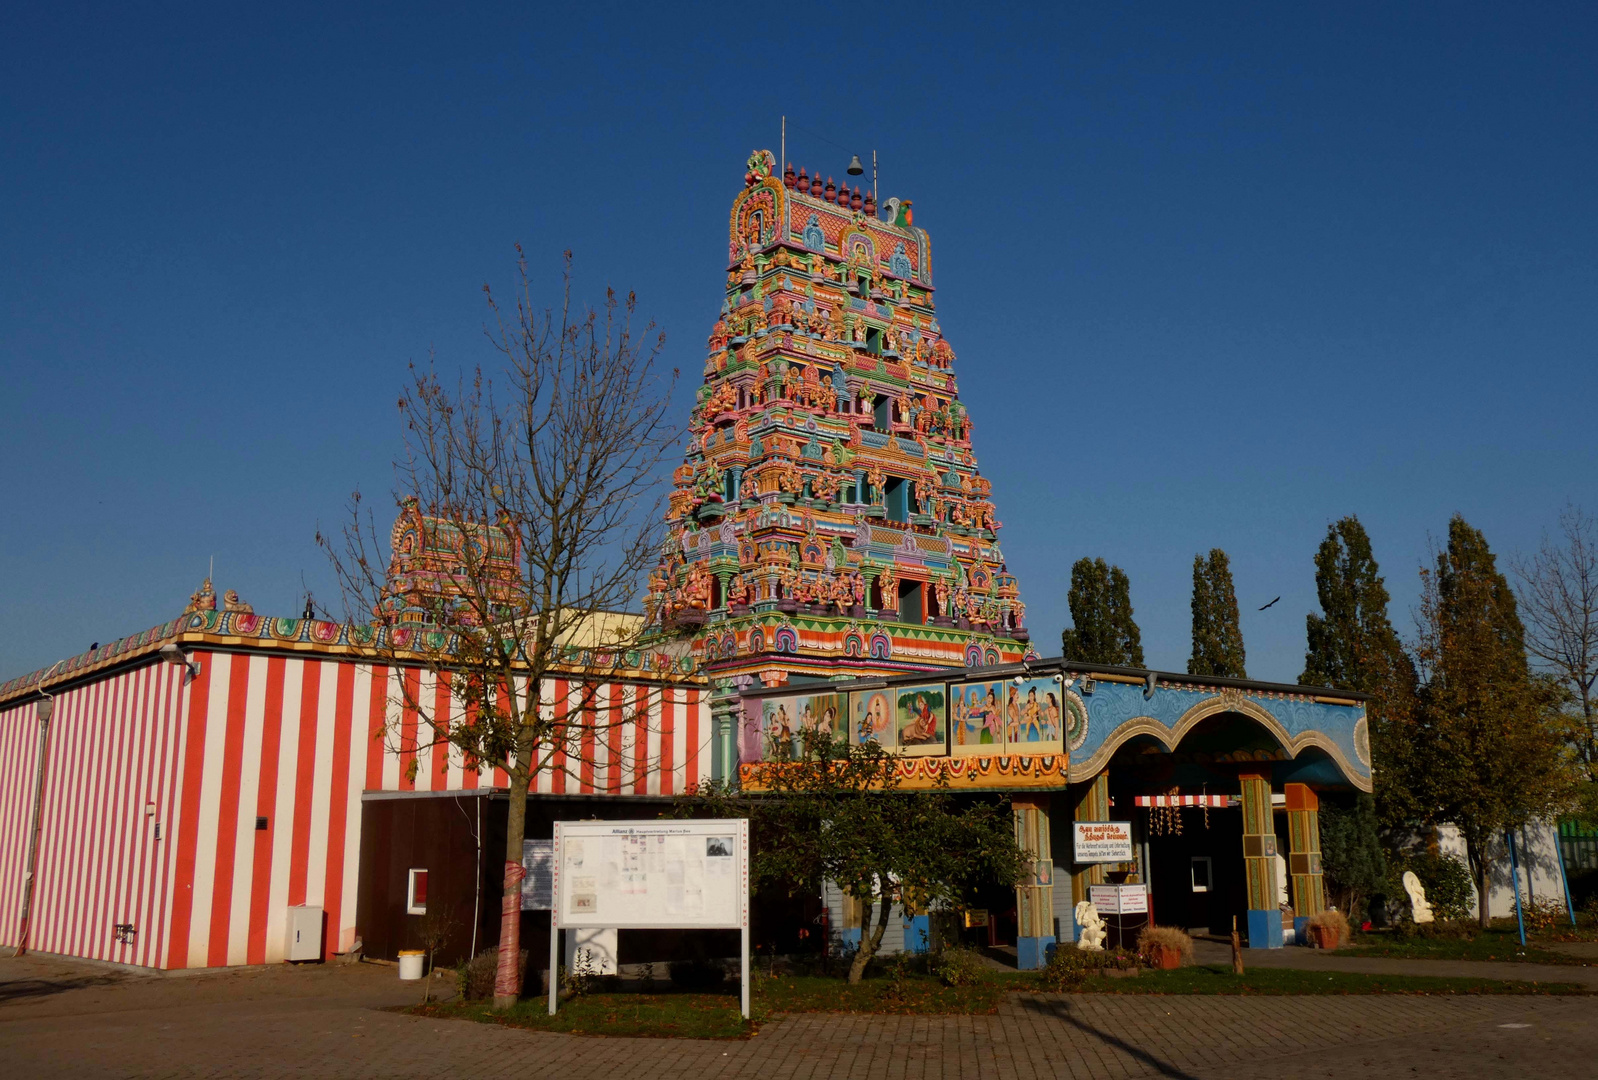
<box><xmin>1190</xmin><ymin>857</ymin><xmax>1211</xmax><ymax>894</ymax></box>
<box><xmin>873</xmin><ymin>395</ymin><xmax>892</xmax><ymax>431</ymax></box>
<box><xmin>723</xmin><ymin>470</ymin><xmax>738</xmax><ymax>503</ymax></box>
<box><xmin>407</xmin><ymin>868</ymin><xmax>429</xmax><ymax>915</ymax></box>
<box><xmin>884</xmin><ymin>477</ymin><xmax>908</xmax><ymax>523</ymax></box>
<box><xmin>866</xmin><ymin>327</ymin><xmax>881</xmax><ymax>354</ymax></box>
<box><xmin>898</xmin><ymin>580</ymin><xmax>925</xmax><ymax>625</ymax></box>
<box><xmin>841</xmin><ymin>483</ymin><xmax>856</xmax><ymax>505</ymax></box>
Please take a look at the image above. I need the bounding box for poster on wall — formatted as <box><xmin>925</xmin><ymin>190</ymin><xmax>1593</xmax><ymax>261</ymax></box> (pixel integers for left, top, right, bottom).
<box><xmin>760</xmin><ymin>692</ymin><xmax>845</xmax><ymax>760</ymax></box>
<box><xmin>1073</xmin><ymin>821</ymin><xmax>1135</xmax><ymax>863</ymax></box>
<box><xmin>892</xmin><ymin>683</ymin><xmax>947</xmax><ymax>755</ymax></box>
<box><xmin>521</xmin><ymin>839</ymin><xmax>554</xmax><ymax>910</ymax></box>
<box><xmin>552</xmin><ymin>819</ymin><xmax>749</xmax><ymax>930</ymax></box>
<box><xmin>850</xmin><ymin>688</ymin><xmax>897</xmax><ymax>752</ymax></box>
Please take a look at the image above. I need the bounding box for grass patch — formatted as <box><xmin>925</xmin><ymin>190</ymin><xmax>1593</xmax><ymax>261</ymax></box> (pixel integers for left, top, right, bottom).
<box><xmin>1029</xmin><ymin>964</ymin><xmax>1590</xmax><ymax>995</ymax></box>
<box><xmin>410</xmin><ymin>992</ymin><xmax>756</xmax><ymax>1039</ymax></box>
<box><xmin>1345</xmin><ymin>929</ymin><xmax>1591</xmax><ymax>966</ymax></box>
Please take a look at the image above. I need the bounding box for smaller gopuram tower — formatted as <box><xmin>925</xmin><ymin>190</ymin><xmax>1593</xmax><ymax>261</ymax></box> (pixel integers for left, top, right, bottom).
<box><xmin>647</xmin><ymin>150</ymin><xmax>1033</xmax><ymax>686</ymax></box>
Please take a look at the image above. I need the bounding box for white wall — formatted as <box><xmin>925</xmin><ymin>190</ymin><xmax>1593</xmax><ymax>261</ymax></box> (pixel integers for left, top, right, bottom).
<box><xmin>1435</xmin><ymin>820</ymin><xmax>1571</xmax><ymax>919</ymax></box>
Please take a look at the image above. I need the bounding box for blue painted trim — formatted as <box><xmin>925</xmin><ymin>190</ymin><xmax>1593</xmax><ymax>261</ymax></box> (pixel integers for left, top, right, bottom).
<box><xmin>1017</xmin><ymin>935</ymin><xmax>1056</xmax><ymax>970</ymax></box>
<box><xmin>902</xmin><ymin>914</ymin><xmax>931</xmax><ymax>954</ymax></box>
<box><xmin>1246</xmin><ymin>909</ymin><xmax>1284</xmax><ymax>949</ymax></box>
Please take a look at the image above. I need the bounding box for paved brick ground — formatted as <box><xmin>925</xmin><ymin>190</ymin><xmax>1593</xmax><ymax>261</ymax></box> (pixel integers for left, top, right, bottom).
<box><xmin>1193</xmin><ymin>939</ymin><xmax>1598</xmax><ymax>987</ymax></box>
<box><xmin>3</xmin><ymin>954</ymin><xmax>1596</xmax><ymax>1079</ymax></box>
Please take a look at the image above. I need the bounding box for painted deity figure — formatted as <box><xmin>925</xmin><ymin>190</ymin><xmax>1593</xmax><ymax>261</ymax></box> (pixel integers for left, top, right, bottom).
<box><xmin>185</xmin><ymin>578</ymin><xmax>216</xmax><ymax>614</ymax></box>
<box><xmin>901</xmin><ymin>693</ymin><xmax>939</xmax><ymax>746</ymax></box>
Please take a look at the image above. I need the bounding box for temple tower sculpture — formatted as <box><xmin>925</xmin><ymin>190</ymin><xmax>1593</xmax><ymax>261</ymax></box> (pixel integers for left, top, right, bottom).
<box><xmin>648</xmin><ymin>149</ymin><xmax>1033</xmax><ymax>687</ymax></box>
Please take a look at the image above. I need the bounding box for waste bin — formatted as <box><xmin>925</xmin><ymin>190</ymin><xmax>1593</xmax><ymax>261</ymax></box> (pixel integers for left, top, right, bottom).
<box><xmin>398</xmin><ymin>950</ymin><xmax>425</xmax><ymax>980</ymax></box>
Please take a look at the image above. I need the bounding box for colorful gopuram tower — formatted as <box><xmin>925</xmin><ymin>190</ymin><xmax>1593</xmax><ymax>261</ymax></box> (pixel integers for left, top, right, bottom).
<box><xmin>647</xmin><ymin>150</ymin><xmax>1033</xmax><ymax>686</ymax></box>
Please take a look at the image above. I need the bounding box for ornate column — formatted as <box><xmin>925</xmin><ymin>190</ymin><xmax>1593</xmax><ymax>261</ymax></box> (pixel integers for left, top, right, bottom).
<box><xmin>1012</xmin><ymin>795</ymin><xmax>1054</xmax><ymax>969</ymax></box>
<box><xmin>1070</xmin><ymin>772</ymin><xmax>1110</xmax><ymax>907</ymax></box>
<box><xmin>1285</xmin><ymin>783</ymin><xmax>1326</xmax><ymax>920</ymax></box>
<box><xmin>709</xmin><ymin>680</ymin><xmax>742</xmax><ymax>784</ymax></box>
<box><xmin>1239</xmin><ymin>772</ymin><xmax>1283</xmax><ymax>948</ymax></box>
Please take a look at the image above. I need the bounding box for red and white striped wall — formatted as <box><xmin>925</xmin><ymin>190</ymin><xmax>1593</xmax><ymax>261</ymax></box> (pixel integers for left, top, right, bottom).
<box><xmin>0</xmin><ymin>649</ymin><xmax>707</xmax><ymax>970</ymax></box>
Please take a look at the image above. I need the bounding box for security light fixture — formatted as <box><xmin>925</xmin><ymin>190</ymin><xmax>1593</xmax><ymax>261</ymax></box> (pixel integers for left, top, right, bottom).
<box><xmin>847</xmin><ymin>155</ymin><xmax>865</xmax><ymax>176</ymax></box>
<box><xmin>159</xmin><ymin>643</ymin><xmax>200</xmax><ymax>680</ymax></box>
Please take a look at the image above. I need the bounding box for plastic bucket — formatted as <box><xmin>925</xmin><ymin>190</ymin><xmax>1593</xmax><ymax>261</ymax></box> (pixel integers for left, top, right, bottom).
<box><xmin>398</xmin><ymin>950</ymin><xmax>425</xmax><ymax>980</ymax></box>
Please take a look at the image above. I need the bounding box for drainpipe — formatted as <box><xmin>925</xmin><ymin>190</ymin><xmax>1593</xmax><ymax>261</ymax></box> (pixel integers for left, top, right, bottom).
<box><xmin>16</xmin><ymin>662</ymin><xmax>63</xmax><ymax>957</ymax></box>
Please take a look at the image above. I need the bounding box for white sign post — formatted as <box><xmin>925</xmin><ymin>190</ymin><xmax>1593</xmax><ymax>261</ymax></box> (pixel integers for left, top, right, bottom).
<box><xmin>548</xmin><ymin>819</ymin><xmax>750</xmax><ymax>1018</ymax></box>
<box><xmin>1073</xmin><ymin>821</ymin><xmax>1135</xmax><ymax>863</ymax></box>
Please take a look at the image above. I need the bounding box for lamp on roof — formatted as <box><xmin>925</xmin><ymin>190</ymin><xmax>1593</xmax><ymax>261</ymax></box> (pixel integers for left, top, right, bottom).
<box><xmin>847</xmin><ymin>155</ymin><xmax>864</xmax><ymax>176</ymax></box>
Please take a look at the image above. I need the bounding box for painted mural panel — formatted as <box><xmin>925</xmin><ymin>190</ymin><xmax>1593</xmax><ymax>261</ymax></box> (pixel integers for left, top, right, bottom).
<box><xmin>949</xmin><ymin>677</ymin><xmax>1072</xmax><ymax>756</ymax></box>
<box><xmin>1001</xmin><ymin>678</ymin><xmax>1066</xmax><ymax>755</ymax></box>
<box><xmin>949</xmin><ymin>681</ymin><xmax>1005</xmax><ymax>754</ymax></box>
<box><xmin>893</xmin><ymin>683</ymin><xmax>947</xmax><ymax>756</ymax></box>
<box><xmin>760</xmin><ymin>691</ymin><xmax>845</xmax><ymax>761</ymax></box>
<box><xmin>849</xmin><ymin>689</ymin><xmax>896</xmax><ymax>752</ymax></box>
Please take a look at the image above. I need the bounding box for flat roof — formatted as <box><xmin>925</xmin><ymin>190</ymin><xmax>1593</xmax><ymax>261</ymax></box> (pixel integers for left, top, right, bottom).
<box><xmin>736</xmin><ymin>655</ymin><xmax>1366</xmax><ymax>703</ymax></box>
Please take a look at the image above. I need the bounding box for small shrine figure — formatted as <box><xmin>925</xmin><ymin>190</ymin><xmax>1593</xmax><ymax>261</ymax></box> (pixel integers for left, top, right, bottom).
<box><xmin>1074</xmin><ymin>901</ymin><xmax>1107</xmax><ymax>951</ymax></box>
<box><xmin>1402</xmin><ymin>871</ymin><xmax>1435</xmax><ymax>924</ymax></box>
<box><xmin>876</xmin><ymin>563</ymin><xmax>899</xmax><ymax>605</ymax></box>
<box><xmin>222</xmin><ymin>590</ymin><xmax>253</xmax><ymax>615</ymax></box>
<box><xmin>185</xmin><ymin>578</ymin><xmax>217</xmax><ymax>614</ymax></box>
<box><xmin>727</xmin><ymin>572</ymin><xmax>748</xmax><ymax>607</ymax></box>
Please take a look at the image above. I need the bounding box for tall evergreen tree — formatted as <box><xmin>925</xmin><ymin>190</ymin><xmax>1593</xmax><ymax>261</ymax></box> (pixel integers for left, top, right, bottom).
<box><xmin>1061</xmin><ymin>557</ymin><xmax>1146</xmax><ymax>667</ymax></box>
<box><xmin>1301</xmin><ymin>517</ymin><xmax>1423</xmax><ymax>827</ymax></box>
<box><xmin>1189</xmin><ymin>548</ymin><xmax>1247</xmax><ymax>678</ymax></box>
<box><xmin>1413</xmin><ymin>516</ymin><xmax>1577</xmax><ymax>927</ymax></box>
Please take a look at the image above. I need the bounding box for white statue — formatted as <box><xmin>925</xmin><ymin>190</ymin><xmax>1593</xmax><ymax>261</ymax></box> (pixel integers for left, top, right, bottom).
<box><xmin>1074</xmin><ymin>900</ymin><xmax>1106</xmax><ymax>952</ymax></box>
<box><xmin>1402</xmin><ymin>870</ymin><xmax>1435</xmax><ymax>924</ymax></box>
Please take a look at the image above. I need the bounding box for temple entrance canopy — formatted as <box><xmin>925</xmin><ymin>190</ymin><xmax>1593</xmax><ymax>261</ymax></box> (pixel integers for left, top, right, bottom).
<box><xmin>736</xmin><ymin>658</ymin><xmax>1369</xmax><ymax>962</ymax></box>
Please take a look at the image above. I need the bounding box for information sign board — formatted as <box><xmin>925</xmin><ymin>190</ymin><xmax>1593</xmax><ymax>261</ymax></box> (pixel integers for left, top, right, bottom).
<box><xmin>1088</xmin><ymin>883</ymin><xmax>1149</xmax><ymax>915</ymax></box>
<box><xmin>552</xmin><ymin>819</ymin><xmax>749</xmax><ymax>930</ymax></box>
<box><xmin>1073</xmin><ymin>821</ymin><xmax>1134</xmax><ymax>863</ymax></box>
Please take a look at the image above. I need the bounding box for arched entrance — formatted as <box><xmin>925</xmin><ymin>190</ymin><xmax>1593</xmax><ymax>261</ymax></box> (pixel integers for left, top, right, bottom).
<box><xmin>1107</xmin><ymin>711</ymin><xmax>1295</xmax><ymax>937</ymax></box>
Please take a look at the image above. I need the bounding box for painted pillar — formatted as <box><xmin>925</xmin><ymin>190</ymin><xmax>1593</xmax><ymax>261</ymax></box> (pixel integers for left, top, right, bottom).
<box><xmin>1070</xmin><ymin>773</ymin><xmax>1110</xmax><ymax>906</ymax></box>
<box><xmin>1239</xmin><ymin>772</ymin><xmax>1283</xmax><ymax>948</ymax></box>
<box><xmin>1284</xmin><ymin>783</ymin><xmax>1326</xmax><ymax>923</ymax></box>
<box><xmin>1013</xmin><ymin>795</ymin><xmax>1055</xmax><ymax>969</ymax></box>
<box><xmin>709</xmin><ymin>682</ymin><xmax>741</xmax><ymax>784</ymax></box>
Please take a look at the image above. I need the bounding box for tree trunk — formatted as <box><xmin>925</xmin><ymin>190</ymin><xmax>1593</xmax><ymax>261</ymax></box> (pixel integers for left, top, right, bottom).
<box><xmin>846</xmin><ymin>889</ymin><xmax>894</xmax><ymax>985</ymax></box>
<box><xmin>1465</xmin><ymin>835</ymin><xmax>1491</xmax><ymax>930</ymax></box>
<box><xmin>492</xmin><ymin>766</ymin><xmax>531</xmax><ymax>1010</ymax></box>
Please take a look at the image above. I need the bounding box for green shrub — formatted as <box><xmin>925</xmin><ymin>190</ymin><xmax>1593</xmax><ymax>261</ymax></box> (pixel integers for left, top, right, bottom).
<box><xmin>1402</xmin><ymin>852</ymin><xmax>1474</xmax><ymax>921</ymax></box>
<box><xmin>1037</xmin><ymin>944</ymin><xmax>1138</xmax><ymax>991</ymax></box>
<box><xmin>930</xmin><ymin>945</ymin><xmax>988</xmax><ymax>988</ymax></box>
<box><xmin>457</xmin><ymin>948</ymin><xmax>527</xmax><ymax>1001</ymax></box>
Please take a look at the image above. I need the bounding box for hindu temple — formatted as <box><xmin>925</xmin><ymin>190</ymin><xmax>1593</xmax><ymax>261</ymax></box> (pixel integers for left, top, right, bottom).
<box><xmin>646</xmin><ymin>149</ymin><xmax>1031</xmax><ymax>687</ymax></box>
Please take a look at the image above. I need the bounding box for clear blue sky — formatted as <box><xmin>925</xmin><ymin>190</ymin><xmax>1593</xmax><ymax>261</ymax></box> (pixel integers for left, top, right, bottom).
<box><xmin>4</xmin><ymin>3</ymin><xmax>1595</xmax><ymax>684</ymax></box>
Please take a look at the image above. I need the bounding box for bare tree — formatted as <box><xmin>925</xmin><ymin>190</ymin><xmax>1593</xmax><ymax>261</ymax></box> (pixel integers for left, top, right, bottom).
<box><xmin>1514</xmin><ymin>504</ymin><xmax>1598</xmax><ymax>779</ymax></box>
<box><xmin>319</xmin><ymin>249</ymin><xmax>680</xmax><ymax>1010</ymax></box>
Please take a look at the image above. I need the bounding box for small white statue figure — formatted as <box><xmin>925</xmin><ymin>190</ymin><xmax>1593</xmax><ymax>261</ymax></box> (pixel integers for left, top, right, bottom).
<box><xmin>1074</xmin><ymin>900</ymin><xmax>1106</xmax><ymax>952</ymax></box>
<box><xmin>1402</xmin><ymin>870</ymin><xmax>1435</xmax><ymax>924</ymax></box>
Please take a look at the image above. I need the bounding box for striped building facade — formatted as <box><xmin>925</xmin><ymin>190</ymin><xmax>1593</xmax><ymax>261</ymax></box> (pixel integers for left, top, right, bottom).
<box><xmin>0</xmin><ymin>638</ymin><xmax>708</xmax><ymax>970</ymax></box>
